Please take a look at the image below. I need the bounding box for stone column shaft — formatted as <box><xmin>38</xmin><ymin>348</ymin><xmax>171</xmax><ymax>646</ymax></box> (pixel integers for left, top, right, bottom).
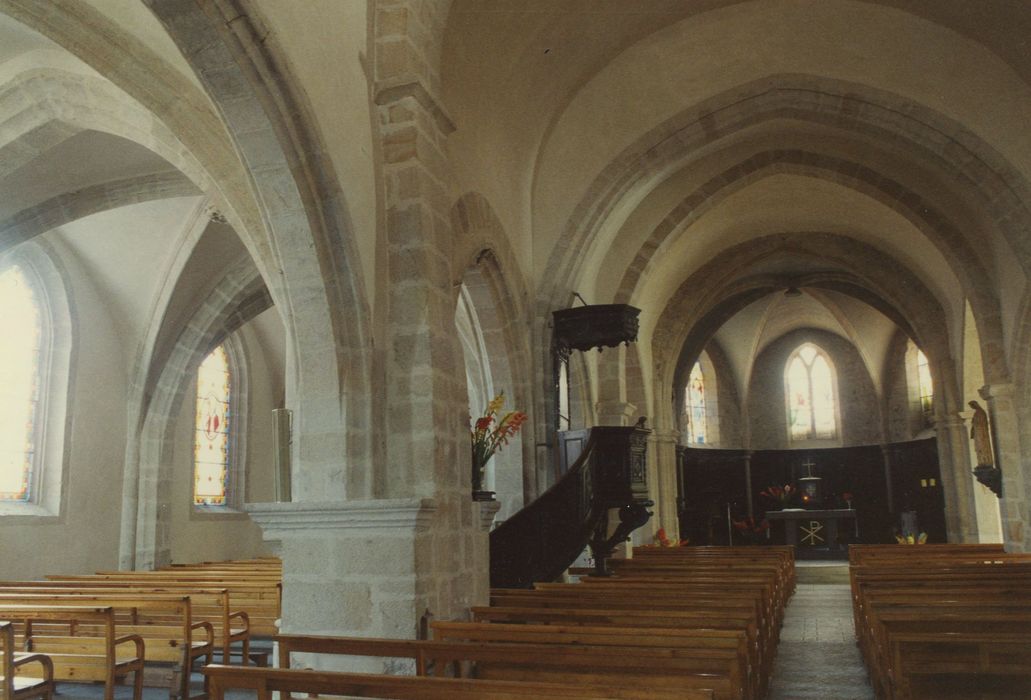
<box><xmin>935</xmin><ymin>414</ymin><xmax>979</xmax><ymax>543</ymax></box>
<box><xmin>651</xmin><ymin>431</ymin><xmax>680</xmax><ymax>541</ymax></box>
<box><xmin>980</xmin><ymin>384</ymin><xmax>1027</xmax><ymax>550</ymax></box>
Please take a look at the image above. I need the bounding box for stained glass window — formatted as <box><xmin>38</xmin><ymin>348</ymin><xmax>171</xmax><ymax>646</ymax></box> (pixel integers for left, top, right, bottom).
<box><xmin>786</xmin><ymin>344</ymin><xmax>837</xmax><ymax>441</ymax></box>
<box><xmin>194</xmin><ymin>345</ymin><xmax>231</xmax><ymax>506</ymax></box>
<box><xmin>0</xmin><ymin>266</ymin><xmax>41</xmax><ymax>502</ymax></box>
<box><xmin>916</xmin><ymin>349</ymin><xmax>933</xmax><ymax>421</ymax></box>
<box><xmin>685</xmin><ymin>361</ymin><xmax>706</xmax><ymax>444</ymax></box>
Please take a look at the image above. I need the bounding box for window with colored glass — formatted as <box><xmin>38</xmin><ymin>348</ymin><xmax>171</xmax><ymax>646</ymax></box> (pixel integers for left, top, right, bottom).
<box><xmin>194</xmin><ymin>345</ymin><xmax>231</xmax><ymax>506</ymax></box>
<box><xmin>685</xmin><ymin>361</ymin><xmax>707</xmax><ymax>444</ymax></box>
<box><xmin>0</xmin><ymin>265</ymin><xmax>42</xmax><ymax>502</ymax></box>
<box><xmin>786</xmin><ymin>344</ymin><xmax>838</xmax><ymax>441</ymax></box>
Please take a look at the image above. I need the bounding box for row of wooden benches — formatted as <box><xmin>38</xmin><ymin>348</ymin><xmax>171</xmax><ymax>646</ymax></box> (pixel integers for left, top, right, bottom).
<box><xmin>850</xmin><ymin>543</ymin><xmax>1031</xmax><ymax>699</ymax></box>
<box><xmin>198</xmin><ymin>546</ymin><xmax>794</xmax><ymax>700</ymax></box>
<box><xmin>0</xmin><ymin>557</ymin><xmax>282</xmax><ymax>700</ymax></box>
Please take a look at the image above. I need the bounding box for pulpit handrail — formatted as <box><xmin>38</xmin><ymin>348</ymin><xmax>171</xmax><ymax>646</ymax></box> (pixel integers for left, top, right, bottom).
<box><xmin>489</xmin><ymin>430</ymin><xmax>603</xmax><ymax>588</ymax></box>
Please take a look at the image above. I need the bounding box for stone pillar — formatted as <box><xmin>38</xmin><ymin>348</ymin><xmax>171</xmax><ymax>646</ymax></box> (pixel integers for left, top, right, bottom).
<box><xmin>980</xmin><ymin>383</ymin><xmax>1027</xmax><ymax>550</ymax></box>
<box><xmin>596</xmin><ymin>345</ymin><xmax>635</xmax><ymax>426</ymax></box>
<box><xmin>879</xmin><ymin>444</ymin><xmax>895</xmax><ymax>514</ymax></box>
<box><xmin>596</xmin><ymin>401</ymin><xmax>637</xmax><ymax>427</ymax></box>
<box><xmin>248</xmin><ymin>498</ymin><xmax>492</xmax><ymax>671</ymax></box>
<box><xmin>649</xmin><ymin>430</ymin><xmax>680</xmax><ymax>541</ymax></box>
<box><xmin>370</xmin><ymin>3</ymin><xmax>485</xmax><ymax>631</ymax></box>
<box><xmin>958</xmin><ymin>408</ymin><xmax>1004</xmax><ymax>544</ymax></box>
<box><xmin>246</xmin><ymin>3</ymin><xmax>486</xmax><ymax>654</ymax></box>
<box><xmin>934</xmin><ymin>413</ymin><xmax>980</xmax><ymax>543</ymax></box>
<box><xmin>742</xmin><ymin>451</ymin><xmax>754</xmax><ymax>518</ymax></box>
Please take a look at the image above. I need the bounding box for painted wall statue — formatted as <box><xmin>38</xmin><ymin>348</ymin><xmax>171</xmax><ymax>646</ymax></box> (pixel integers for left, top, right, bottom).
<box><xmin>968</xmin><ymin>400</ymin><xmax>994</xmax><ymax>467</ymax></box>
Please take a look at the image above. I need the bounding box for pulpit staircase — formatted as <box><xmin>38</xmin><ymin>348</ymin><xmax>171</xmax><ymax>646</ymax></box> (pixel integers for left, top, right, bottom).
<box><xmin>489</xmin><ymin>425</ymin><xmax>654</xmax><ymax>588</ymax></box>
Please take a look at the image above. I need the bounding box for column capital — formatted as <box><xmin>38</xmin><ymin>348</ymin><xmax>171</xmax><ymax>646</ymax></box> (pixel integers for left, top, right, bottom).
<box><xmin>374</xmin><ymin>78</ymin><xmax>456</xmax><ymax>135</ymax></box>
<box><xmin>246</xmin><ymin>498</ymin><xmax>437</xmax><ymax>538</ymax></box>
<box><xmin>935</xmin><ymin>413</ymin><xmax>967</xmax><ymax>430</ymax></box>
<box><xmin>980</xmin><ymin>383</ymin><xmax>1016</xmax><ymax>401</ymax></box>
<box><xmin>477</xmin><ymin>500</ymin><xmax>501</xmax><ymax>531</ymax></box>
<box><xmin>649</xmin><ymin>430</ymin><xmax>679</xmax><ymax>445</ymax></box>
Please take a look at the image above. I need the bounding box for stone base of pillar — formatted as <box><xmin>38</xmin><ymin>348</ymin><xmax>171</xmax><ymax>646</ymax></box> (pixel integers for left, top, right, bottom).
<box><xmin>247</xmin><ymin>497</ymin><xmax>488</xmax><ymax>670</ymax></box>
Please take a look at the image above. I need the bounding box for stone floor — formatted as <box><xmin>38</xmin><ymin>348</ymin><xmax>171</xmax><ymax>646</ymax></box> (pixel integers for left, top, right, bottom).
<box><xmin>51</xmin><ymin>675</ymin><xmax>249</xmax><ymax>700</ymax></box>
<box><xmin>767</xmin><ymin>581</ymin><xmax>874</xmax><ymax>699</ymax></box>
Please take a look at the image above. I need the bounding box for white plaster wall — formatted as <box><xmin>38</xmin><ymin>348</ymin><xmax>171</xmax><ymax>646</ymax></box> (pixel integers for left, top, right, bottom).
<box><xmin>250</xmin><ymin>0</ymin><xmax>377</xmax><ymax>309</ymax></box>
<box><xmin>0</xmin><ymin>236</ymin><xmax>126</xmax><ymax>580</ymax></box>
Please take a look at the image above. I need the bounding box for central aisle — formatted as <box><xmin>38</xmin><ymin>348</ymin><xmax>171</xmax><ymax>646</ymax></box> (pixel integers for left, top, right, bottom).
<box><xmin>767</xmin><ymin>582</ymin><xmax>873</xmax><ymax>699</ymax></box>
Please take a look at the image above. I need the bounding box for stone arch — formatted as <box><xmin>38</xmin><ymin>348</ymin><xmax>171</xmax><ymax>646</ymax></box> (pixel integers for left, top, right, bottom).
<box><xmin>140</xmin><ymin>0</ymin><xmax>373</xmax><ymax>499</ymax></box>
<box><xmin>615</xmin><ymin>153</ymin><xmax>984</xmax><ymax>313</ymax></box>
<box><xmin>613</xmin><ymin>153</ymin><xmax>1005</xmax><ymax>381</ymax></box>
<box><xmin>657</xmin><ymin>234</ymin><xmax>958</xmax><ymax>412</ymax></box>
<box><xmin>132</xmin><ymin>256</ymin><xmax>271</xmax><ymax>568</ymax></box>
<box><xmin>1</xmin><ymin>0</ymin><xmax>373</xmax><ymax>505</ymax></box>
<box><xmin>1</xmin><ymin>173</ymin><xmax>198</xmax><ymax>251</ymax></box>
<box><xmin>0</xmin><ymin>67</ymin><xmax>213</xmax><ymax>191</ymax></box>
<box><xmin>543</xmin><ymin>76</ymin><xmax>1031</xmax><ymax>383</ymax></box>
<box><xmin>450</xmin><ymin>193</ymin><xmax>535</xmax><ymax>511</ymax></box>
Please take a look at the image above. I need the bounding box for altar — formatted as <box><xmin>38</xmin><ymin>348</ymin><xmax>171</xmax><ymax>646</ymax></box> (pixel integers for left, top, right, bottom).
<box><xmin>766</xmin><ymin>509</ymin><xmax>857</xmax><ymax>559</ymax></box>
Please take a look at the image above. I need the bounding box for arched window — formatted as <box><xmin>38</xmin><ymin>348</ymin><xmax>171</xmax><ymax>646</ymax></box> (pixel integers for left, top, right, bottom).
<box><xmin>786</xmin><ymin>344</ymin><xmax>838</xmax><ymax>441</ymax></box>
<box><xmin>685</xmin><ymin>361</ymin><xmax>707</xmax><ymax>444</ymax></box>
<box><xmin>916</xmin><ymin>349</ymin><xmax>933</xmax><ymax>422</ymax></box>
<box><xmin>455</xmin><ymin>284</ymin><xmax>493</xmax><ymax>420</ymax></box>
<box><xmin>194</xmin><ymin>345</ymin><xmax>232</xmax><ymax>506</ymax></box>
<box><xmin>0</xmin><ymin>265</ymin><xmax>42</xmax><ymax>502</ymax></box>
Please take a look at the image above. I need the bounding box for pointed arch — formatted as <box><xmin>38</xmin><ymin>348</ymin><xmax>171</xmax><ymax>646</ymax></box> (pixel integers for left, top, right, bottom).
<box><xmin>785</xmin><ymin>342</ymin><xmax>840</xmax><ymax>443</ymax></box>
<box><xmin>0</xmin><ymin>240</ymin><xmax>74</xmax><ymax>517</ymax></box>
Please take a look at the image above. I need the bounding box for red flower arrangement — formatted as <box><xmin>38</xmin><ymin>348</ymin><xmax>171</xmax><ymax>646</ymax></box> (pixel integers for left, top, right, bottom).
<box><xmin>732</xmin><ymin>516</ymin><xmax>771</xmax><ymax>544</ymax></box>
<box><xmin>649</xmin><ymin>527</ymin><xmax>690</xmax><ymax>548</ymax></box>
<box><xmin>470</xmin><ymin>392</ymin><xmax>527</xmax><ymax>492</ymax></box>
<box><xmin>760</xmin><ymin>484</ymin><xmax>796</xmax><ymax>507</ymax></box>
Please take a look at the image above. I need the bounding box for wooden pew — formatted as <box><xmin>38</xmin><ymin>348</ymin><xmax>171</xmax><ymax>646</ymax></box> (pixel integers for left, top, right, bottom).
<box><xmin>601</xmin><ymin>561</ymin><xmax>792</xmax><ymax>609</ymax></box>
<box><xmin>204</xmin><ymin>664</ymin><xmax>705</xmax><ymax>699</ymax></box>
<box><xmin>432</xmin><ymin>620</ymin><xmax>753</xmax><ymax>699</ymax></box>
<box><xmin>0</xmin><ymin>582</ymin><xmax>250</xmax><ymax>665</ymax></box>
<box><xmin>0</xmin><ymin>594</ymin><xmax>204</xmax><ymax>700</ymax></box>
<box><xmin>0</xmin><ymin>606</ymin><xmax>144</xmax><ymax>700</ymax></box>
<box><xmin>1</xmin><ymin>621</ymin><xmax>54</xmax><ymax>700</ymax></box>
<box><xmin>888</xmin><ymin>628</ymin><xmax>1031</xmax><ymax>699</ymax></box>
<box><xmin>849</xmin><ymin>561</ymin><xmax>1031</xmax><ymax>635</ymax></box>
<box><xmin>849</xmin><ymin>546</ymin><xmax>1031</xmax><ymax>698</ymax></box>
<box><xmin>631</xmin><ymin>546</ymin><xmax>795</xmax><ymax>586</ymax></box>
<box><xmin>866</xmin><ymin>607</ymin><xmax>1031</xmax><ymax>698</ymax></box>
<box><xmin>276</xmin><ymin>633</ymin><xmax>737</xmax><ymax>699</ymax></box>
<box><xmin>47</xmin><ymin>574</ymin><xmax>280</xmax><ymax>638</ymax></box>
<box><xmin>471</xmin><ymin>604</ymin><xmax>767</xmax><ymax>694</ymax></box>
<box><xmin>543</xmin><ymin>578</ymin><xmax>783</xmax><ymax>632</ymax></box>
<box><xmin>848</xmin><ymin>543</ymin><xmax>1005</xmax><ymax>566</ymax></box>
<box><xmin>488</xmin><ymin>587</ymin><xmax>770</xmax><ymax>694</ymax></box>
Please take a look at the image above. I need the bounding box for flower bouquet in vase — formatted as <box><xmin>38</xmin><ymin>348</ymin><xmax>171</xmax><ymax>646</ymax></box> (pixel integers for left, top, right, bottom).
<box><xmin>470</xmin><ymin>392</ymin><xmax>527</xmax><ymax>499</ymax></box>
<box><xmin>760</xmin><ymin>484</ymin><xmax>798</xmax><ymax>510</ymax></box>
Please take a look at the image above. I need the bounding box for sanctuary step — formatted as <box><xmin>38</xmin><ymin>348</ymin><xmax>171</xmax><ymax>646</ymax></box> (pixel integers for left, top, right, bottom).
<box><xmin>795</xmin><ymin>561</ymin><xmax>850</xmax><ymax>584</ymax></box>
